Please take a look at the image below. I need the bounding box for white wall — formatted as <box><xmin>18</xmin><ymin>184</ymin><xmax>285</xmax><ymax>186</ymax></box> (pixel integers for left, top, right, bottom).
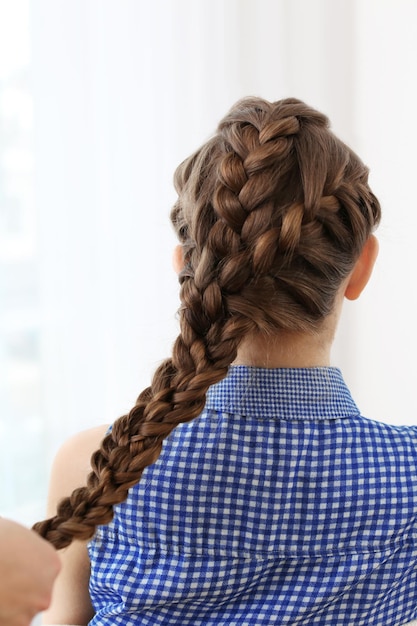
<box><xmin>338</xmin><ymin>0</ymin><xmax>417</xmax><ymax>424</ymax></box>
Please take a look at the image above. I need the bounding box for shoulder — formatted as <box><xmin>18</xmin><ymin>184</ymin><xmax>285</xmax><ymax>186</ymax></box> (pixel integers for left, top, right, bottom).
<box><xmin>47</xmin><ymin>424</ymin><xmax>110</xmax><ymax>516</ymax></box>
<box><xmin>42</xmin><ymin>425</ymin><xmax>110</xmax><ymax>624</ymax></box>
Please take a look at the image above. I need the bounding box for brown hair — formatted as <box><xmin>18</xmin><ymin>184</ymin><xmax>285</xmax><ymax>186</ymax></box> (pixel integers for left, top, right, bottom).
<box><xmin>34</xmin><ymin>97</ymin><xmax>381</xmax><ymax>548</ymax></box>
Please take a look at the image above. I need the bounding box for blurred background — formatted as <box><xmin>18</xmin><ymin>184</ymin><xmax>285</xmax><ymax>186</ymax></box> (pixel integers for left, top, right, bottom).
<box><xmin>1</xmin><ymin>0</ymin><xmax>416</xmax><ymax>526</ymax></box>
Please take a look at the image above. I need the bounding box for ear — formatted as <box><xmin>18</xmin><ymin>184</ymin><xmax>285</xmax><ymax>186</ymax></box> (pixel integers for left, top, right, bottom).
<box><xmin>344</xmin><ymin>235</ymin><xmax>379</xmax><ymax>301</ymax></box>
<box><xmin>172</xmin><ymin>244</ymin><xmax>184</xmax><ymax>274</ymax></box>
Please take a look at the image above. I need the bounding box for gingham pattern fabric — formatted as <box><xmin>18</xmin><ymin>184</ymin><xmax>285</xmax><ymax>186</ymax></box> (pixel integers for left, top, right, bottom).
<box><xmin>88</xmin><ymin>366</ymin><xmax>417</xmax><ymax>625</ymax></box>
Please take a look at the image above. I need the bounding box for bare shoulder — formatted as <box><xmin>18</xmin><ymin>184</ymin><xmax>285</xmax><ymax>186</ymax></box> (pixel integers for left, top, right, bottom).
<box><xmin>47</xmin><ymin>424</ymin><xmax>110</xmax><ymax>516</ymax></box>
<box><xmin>53</xmin><ymin>423</ymin><xmax>110</xmax><ymax>470</ymax></box>
<box><xmin>42</xmin><ymin>424</ymin><xmax>110</xmax><ymax>624</ymax></box>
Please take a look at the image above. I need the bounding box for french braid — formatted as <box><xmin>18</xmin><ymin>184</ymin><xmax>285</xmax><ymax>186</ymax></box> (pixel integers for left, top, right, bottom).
<box><xmin>34</xmin><ymin>97</ymin><xmax>381</xmax><ymax>549</ymax></box>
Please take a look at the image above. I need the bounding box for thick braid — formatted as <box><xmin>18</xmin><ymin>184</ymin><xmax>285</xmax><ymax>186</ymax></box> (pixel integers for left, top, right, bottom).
<box><xmin>34</xmin><ymin>97</ymin><xmax>381</xmax><ymax>549</ymax></box>
<box><xmin>33</xmin><ymin>105</ymin><xmax>262</xmax><ymax>549</ymax></box>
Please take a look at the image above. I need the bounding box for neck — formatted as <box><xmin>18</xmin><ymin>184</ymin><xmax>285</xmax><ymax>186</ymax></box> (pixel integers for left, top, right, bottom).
<box><xmin>233</xmin><ymin>329</ymin><xmax>333</xmax><ymax>369</ymax></box>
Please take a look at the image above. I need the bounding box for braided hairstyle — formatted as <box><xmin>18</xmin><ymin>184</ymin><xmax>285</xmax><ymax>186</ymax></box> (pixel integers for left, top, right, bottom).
<box><xmin>34</xmin><ymin>97</ymin><xmax>381</xmax><ymax>549</ymax></box>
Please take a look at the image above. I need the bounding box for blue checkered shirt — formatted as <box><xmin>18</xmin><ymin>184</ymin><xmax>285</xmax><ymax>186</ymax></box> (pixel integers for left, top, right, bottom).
<box><xmin>88</xmin><ymin>366</ymin><xmax>417</xmax><ymax>625</ymax></box>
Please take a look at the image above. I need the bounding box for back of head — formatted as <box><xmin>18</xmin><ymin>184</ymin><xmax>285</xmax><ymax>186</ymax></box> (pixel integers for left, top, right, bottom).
<box><xmin>172</xmin><ymin>97</ymin><xmax>381</xmax><ymax>337</ymax></box>
<box><xmin>35</xmin><ymin>97</ymin><xmax>381</xmax><ymax>549</ymax></box>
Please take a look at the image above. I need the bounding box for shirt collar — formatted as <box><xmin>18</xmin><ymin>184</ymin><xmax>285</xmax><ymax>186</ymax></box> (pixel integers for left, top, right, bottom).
<box><xmin>205</xmin><ymin>365</ymin><xmax>360</xmax><ymax>421</ymax></box>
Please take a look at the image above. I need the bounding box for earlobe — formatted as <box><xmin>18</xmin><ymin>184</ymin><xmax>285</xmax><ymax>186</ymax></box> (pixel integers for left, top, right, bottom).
<box><xmin>344</xmin><ymin>235</ymin><xmax>379</xmax><ymax>301</ymax></box>
<box><xmin>172</xmin><ymin>245</ymin><xmax>184</xmax><ymax>274</ymax></box>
